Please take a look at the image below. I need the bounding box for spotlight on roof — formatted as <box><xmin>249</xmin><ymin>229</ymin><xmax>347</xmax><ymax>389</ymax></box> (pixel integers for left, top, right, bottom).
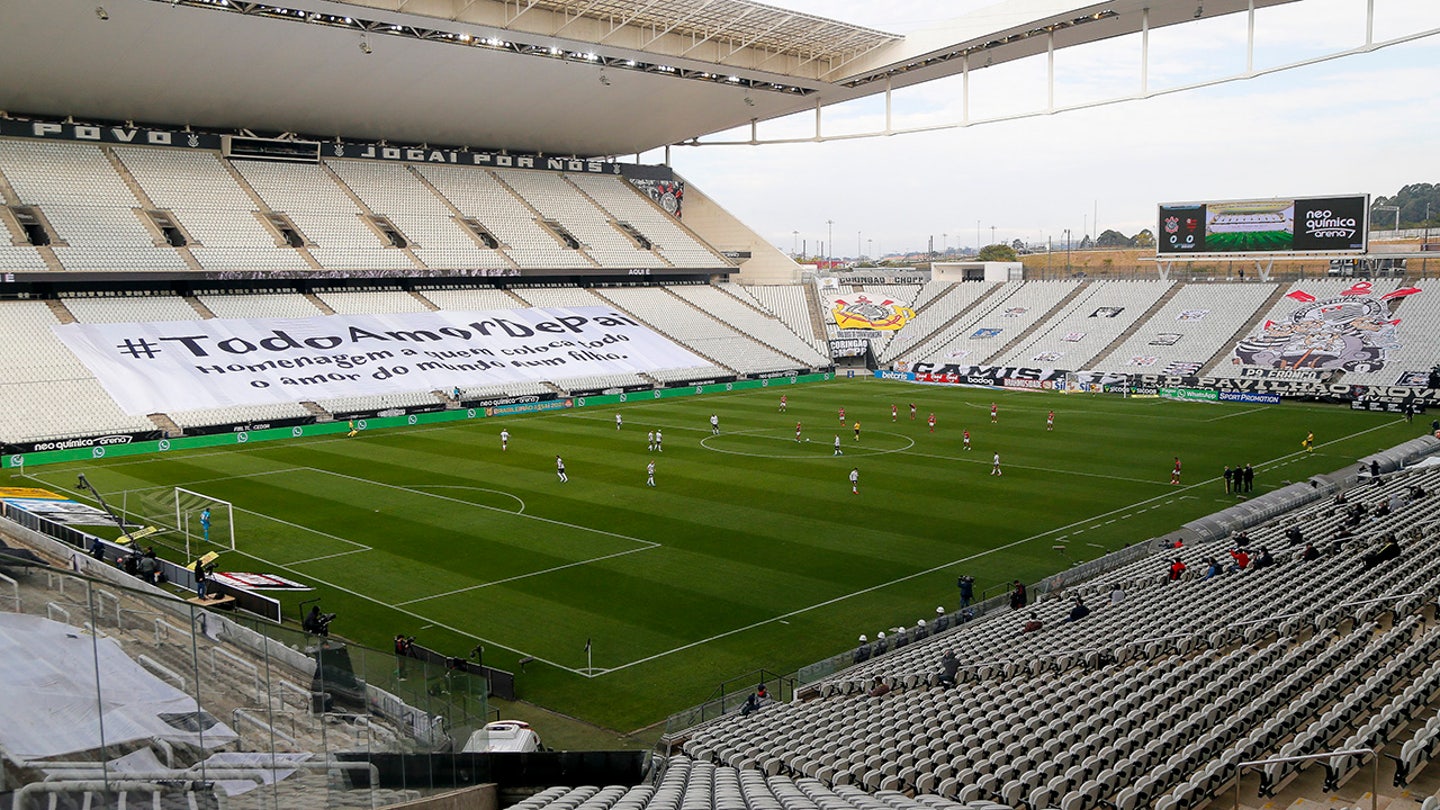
<box><xmin>598</xmin><ymin>70</ymin><xmax>611</xmax><ymax>86</ymax></box>
<box><xmin>95</xmin><ymin>5</ymin><xmax>110</xmax><ymax>19</ymax></box>
<box><xmin>359</xmin><ymin>35</ymin><xmax>372</xmax><ymax>54</ymax></box>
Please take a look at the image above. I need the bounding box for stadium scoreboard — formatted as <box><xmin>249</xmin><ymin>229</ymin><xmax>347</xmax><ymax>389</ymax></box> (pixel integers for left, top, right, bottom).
<box><xmin>1157</xmin><ymin>194</ymin><xmax>1369</xmax><ymax>255</ymax></box>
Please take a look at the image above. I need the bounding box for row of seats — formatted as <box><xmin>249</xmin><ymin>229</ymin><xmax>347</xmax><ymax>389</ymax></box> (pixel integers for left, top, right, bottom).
<box><xmin>0</xmin><ymin>138</ymin><xmax>728</xmax><ymax>273</ymax></box>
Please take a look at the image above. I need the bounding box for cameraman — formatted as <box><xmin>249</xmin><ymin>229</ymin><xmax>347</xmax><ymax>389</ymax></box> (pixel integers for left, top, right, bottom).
<box><xmin>394</xmin><ymin>634</ymin><xmax>415</xmax><ymax>680</ymax></box>
<box><xmin>303</xmin><ymin>606</ymin><xmax>335</xmax><ymax>636</ymax></box>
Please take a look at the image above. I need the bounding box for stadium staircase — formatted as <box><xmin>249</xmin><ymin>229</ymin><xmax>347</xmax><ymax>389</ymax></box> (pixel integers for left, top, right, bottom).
<box><xmin>184</xmin><ymin>295</ymin><xmax>217</xmax><ymax>319</ymax></box>
<box><xmin>44</xmin><ymin>299</ymin><xmax>76</xmax><ymax>324</ymax></box>
<box><xmin>1200</xmin><ymin>282</ymin><xmax>1293</xmax><ymax>376</ymax></box>
<box><xmin>625</xmin><ymin>176</ymin><xmax>737</xmax><ymax>268</ymax></box>
<box><xmin>403</xmin><ymin>166</ymin><xmax>521</xmax><ymax>270</ymax></box>
<box><xmin>147</xmin><ymin>412</ymin><xmax>183</xmax><ymax>437</ymax></box>
<box><xmin>0</xmin><ymin>164</ymin><xmax>64</xmax><ymax>272</ymax></box>
<box><xmin>320</xmin><ymin>162</ymin><xmax>426</xmax><ymax>270</ymax></box>
<box><xmin>300</xmin><ymin>401</ymin><xmax>333</xmax><ymax>421</ymax></box>
<box><xmin>409</xmin><ymin>290</ymin><xmax>440</xmax><ymax>311</ymax></box>
<box><xmin>561</xmin><ymin>175</ymin><xmax>676</xmax><ymax>268</ymax></box>
<box><xmin>896</xmin><ymin>282</ymin><xmax>1009</xmax><ymax>362</ymax></box>
<box><xmin>304</xmin><ymin>292</ymin><xmax>336</xmax><ymax>316</ymax></box>
<box><xmin>1087</xmin><ymin>281</ymin><xmax>1186</xmax><ymax>368</ymax></box>
<box><xmin>801</xmin><ymin>284</ymin><xmax>830</xmax><ymax>347</ymax></box>
<box><xmin>217</xmin><ymin>158</ymin><xmax>325</xmax><ymax>270</ymax></box>
<box><xmin>980</xmin><ymin>280</ymin><xmax>1093</xmax><ymax>364</ymax></box>
<box><xmin>488</xmin><ymin>171</ymin><xmax>602</xmax><ymax>268</ymax></box>
<box><xmin>661</xmin><ymin>287</ymin><xmax>815</xmax><ymax>369</ymax></box>
<box><xmin>589</xmin><ymin>289</ymin><xmax>737</xmax><ymax>374</ymax></box>
<box><xmin>100</xmin><ymin>146</ymin><xmax>204</xmax><ymax>273</ymax></box>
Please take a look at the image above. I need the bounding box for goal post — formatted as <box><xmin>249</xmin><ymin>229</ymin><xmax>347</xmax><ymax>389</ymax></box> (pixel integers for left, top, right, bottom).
<box><xmin>174</xmin><ymin>487</ymin><xmax>235</xmax><ymax>554</ymax></box>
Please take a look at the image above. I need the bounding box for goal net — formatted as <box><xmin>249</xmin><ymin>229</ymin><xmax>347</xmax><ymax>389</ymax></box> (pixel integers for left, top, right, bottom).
<box><xmin>174</xmin><ymin>488</ymin><xmax>235</xmax><ymax>552</ymax></box>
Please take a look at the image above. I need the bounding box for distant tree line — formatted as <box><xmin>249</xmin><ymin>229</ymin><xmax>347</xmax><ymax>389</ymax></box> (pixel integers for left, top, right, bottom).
<box><xmin>1372</xmin><ymin>183</ymin><xmax>1439</xmax><ymax>228</ymax></box>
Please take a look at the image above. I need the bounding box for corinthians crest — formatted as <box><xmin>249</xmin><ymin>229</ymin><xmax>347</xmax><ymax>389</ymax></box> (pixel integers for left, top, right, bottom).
<box><xmin>831</xmin><ymin>295</ymin><xmax>916</xmax><ymax>332</ymax></box>
<box><xmin>1233</xmin><ymin>281</ymin><xmax>1421</xmax><ymax>373</ymax></box>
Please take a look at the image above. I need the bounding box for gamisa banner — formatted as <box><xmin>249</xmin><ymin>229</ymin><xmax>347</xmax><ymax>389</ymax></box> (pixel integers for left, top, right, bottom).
<box><xmin>52</xmin><ymin>307</ymin><xmax>708</xmax><ymax>415</ymax></box>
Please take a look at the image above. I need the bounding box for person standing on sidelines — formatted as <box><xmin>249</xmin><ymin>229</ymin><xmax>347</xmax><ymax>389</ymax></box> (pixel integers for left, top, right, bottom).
<box><xmin>850</xmin><ymin>467</ymin><xmax>860</xmax><ymax>495</ymax></box>
<box><xmin>1046</xmin><ymin>410</ymin><xmax>1055</xmax><ymax>431</ymax></box>
<box><xmin>1223</xmin><ymin>466</ymin><xmax>1234</xmax><ymax>494</ymax></box>
<box><xmin>991</xmin><ymin>403</ymin><xmax>999</xmax><ymax>424</ymax></box>
<box><xmin>655</xmin><ymin>428</ymin><xmax>664</xmax><ymax>452</ymax></box>
<box><xmin>710</xmin><ymin>414</ymin><xmax>720</xmax><ymax>435</ymax></box>
<box><xmin>347</xmin><ymin>419</ymin><xmax>358</xmax><ymax>438</ymax></box>
<box><xmin>646</xmin><ymin>460</ymin><xmax>656</xmax><ymax>487</ymax></box>
<box><xmin>779</xmin><ymin>394</ymin><xmax>787</xmax><ymax>412</ymax></box>
<box><xmin>615</xmin><ymin>413</ymin><xmax>623</xmax><ymax>430</ymax></box>
<box><xmin>556</xmin><ymin>455</ymin><xmax>568</xmax><ymax>483</ymax></box>
<box><xmin>833</xmin><ymin>435</ymin><xmax>843</xmax><ymax>456</ymax></box>
<box><xmin>928</xmin><ymin>412</ymin><xmax>937</xmax><ymax>433</ymax></box>
<box><xmin>647</xmin><ymin>429</ymin><xmax>655</xmax><ymax>452</ymax></box>
<box><xmin>963</xmin><ymin>429</ymin><xmax>971</xmax><ymax>450</ymax></box>
<box><xmin>1244</xmin><ymin>463</ymin><xmax>1255</xmax><ymax>493</ymax></box>
<box><xmin>500</xmin><ymin>428</ymin><xmax>510</xmax><ymax>451</ymax></box>
<box><xmin>1170</xmin><ymin>456</ymin><xmax>1182</xmax><ymax>485</ymax></box>
<box><xmin>991</xmin><ymin>452</ymin><xmax>1003</xmax><ymax>476</ymax></box>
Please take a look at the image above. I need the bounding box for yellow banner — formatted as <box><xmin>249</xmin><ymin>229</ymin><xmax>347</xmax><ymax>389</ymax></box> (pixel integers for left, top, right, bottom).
<box><xmin>831</xmin><ymin>298</ymin><xmax>916</xmax><ymax>331</ymax></box>
<box><xmin>0</xmin><ymin>487</ymin><xmax>66</xmax><ymax>500</ymax></box>
<box><xmin>117</xmin><ymin>526</ymin><xmax>160</xmax><ymax>545</ymax></box>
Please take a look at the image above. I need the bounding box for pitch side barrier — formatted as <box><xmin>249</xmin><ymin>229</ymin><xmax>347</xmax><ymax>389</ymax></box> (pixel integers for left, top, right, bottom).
<box><xmin>2</xmin><ymin>373</ymin><xmax>833</xmax><ymax>470</ymax></box>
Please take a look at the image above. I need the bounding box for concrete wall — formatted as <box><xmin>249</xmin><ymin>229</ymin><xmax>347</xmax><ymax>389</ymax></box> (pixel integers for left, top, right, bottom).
<box><xmin>679</xmin><ymin>178</ymin><xmax>800</xmax><ymax>283</ymax></box>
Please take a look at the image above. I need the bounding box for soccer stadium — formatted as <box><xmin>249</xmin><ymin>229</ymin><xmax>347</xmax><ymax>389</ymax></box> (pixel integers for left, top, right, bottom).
<box><xmin>1</xmin><ymin>1</ymin><xmax>1439</xmax><ymax>809</ymax></box>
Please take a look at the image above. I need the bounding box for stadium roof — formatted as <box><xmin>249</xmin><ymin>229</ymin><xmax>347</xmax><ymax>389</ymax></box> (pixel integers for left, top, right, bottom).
<box><xmin>0</xmin><ymin>0</ymin><xmax>1298</xmax><ymax>157</ymax></box>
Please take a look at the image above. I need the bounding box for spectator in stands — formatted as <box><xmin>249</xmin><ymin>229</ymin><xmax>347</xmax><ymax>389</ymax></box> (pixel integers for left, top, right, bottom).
<box><xmin>892</xmin><ymin>626</ymin><xmax>910</xmax><ymax>650</ymax></box>
<box><xmin>938</xmin><ymin>651</ymin><xmax>960</xmax><ymax>688</ymax></box>
<box><xmin>1021</xmin><ymin>612</ymin><xmax>1043</xmax><ymax>634</ymax></box>
<box><xmin>1203</xmin><ymin>557</ymin><xmax>1223</xmax><ymax>580</ymax></box>
<box><xmin>1371</xmin><ymin>460</ymin><xmax>1382</xmax><ymax>480</ymax></box>
<box><xmin>1009</xmin><ymin>580</ymin><xmax>1027</xmax><ymax>609</ymax></box>
<box><xmin>1252</xmin><ymin>547</ymin><xmax>1275</xmax><ymax>569</ymax></box>
<box><xmin>1228</xmin><ymin>548</ymin><xmax>1250</xmax><ymax>573</ymax></box>
<box><xmin>1167</xmin><ymin>558</ymin><xmax>1187</xmax><ymax>581</ymax></box>
<box><xmin>1362</xmin><ymin>534</ymin><xmax>1401</xmax><ymax>570</ymax></box>
<box><xmin>1284</xmin><ymin>526</ymin><xmax>1304</xmax><ymax>545</ymax></box>
<box><xmin>852</xmin><ymin>635</ymin><xmax>871</xmax><ymax>665</ymax></box>
<box><xmin>934</xmin><ymin>606</ymin><xmax>950</xmax><ymax>632</ymax></box>
<box><xmin>872</xmin><ymin>631</ymin><xmax>889</xmax><ymax>655</ymax></box>
<box><xmin>1065</xmin><ymin>596</ymin><xmax>1091</xmax><ymax>623</ymax></box>
<box><xmin>866</xmin><ymin>677</ymin><xmax>891</xmax><ymax>698</ymax></box>
<box><xmin>912</xmin><ymin>619</ymin><xmax>929</xmax><ymax>641</ymax></box>
<box><xmin>1299</xmin><ymin>543</ymin><xmax>1321</xmax><ymax>562</ymax></box>
<box><xmin>740</xmin><ymin>684</ymin><xmax>769</xmax><ymax>715</ymax></box>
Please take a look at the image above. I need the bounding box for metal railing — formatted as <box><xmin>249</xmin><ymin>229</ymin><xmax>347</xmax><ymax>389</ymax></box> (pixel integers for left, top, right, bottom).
<box><xmin>1236</xmin><ymin>747</ymin><xmax>1380</xmax><ymax>810</ymax></box>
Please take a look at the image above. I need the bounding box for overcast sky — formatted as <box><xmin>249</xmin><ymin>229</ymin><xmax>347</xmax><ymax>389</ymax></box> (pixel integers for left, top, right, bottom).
<box><xmin>642</xmin><ymin>0</ymin><xmax>1439</xmax><ymax>257</ymax></box>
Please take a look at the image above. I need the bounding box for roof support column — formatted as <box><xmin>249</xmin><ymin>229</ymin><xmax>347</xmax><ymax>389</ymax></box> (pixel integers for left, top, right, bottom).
<box><xmin>1366</xmin><ymin>0</ymin><xmax>1374</xmax><ymax>45</ymax></box>
<box><xmin>814</xmin><ymin>98</ymin><xmax>823</xmax><ymax>140</ymax></box>
<box><xmin>962</xmin><ymin>55</ymin><xmax>970</xmax><ymax>124</ymax></box>
<box><xmin>1246</xmin><ymin>0</ymin><xmax>1256</xmax><ymax>73</ymax></box>
<box><xmin>1141</xmin><ymin>7</ymin><xmax>1150</xmax><ymax>95</ymax></box>
<box><xmin>885</xmin><ymin>76</ymin><xmax>893</xmax><ymax>134</ymax></box>
<box><xmin>1255</xmin><ymin>259</ymin><xmax>1273</xmax><ymax>282</ymax></box>
<box><xmin>1047</xmin><ymin>31</ymin><xmax>1055</xmax><ymax>112</ymax></box>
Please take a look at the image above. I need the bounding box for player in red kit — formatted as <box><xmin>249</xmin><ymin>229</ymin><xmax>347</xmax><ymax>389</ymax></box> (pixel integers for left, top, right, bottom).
<box><xmin>1046</xmin><ymin>410</ymin><xmax>1055</xmax><ymax>431</ymax></box>
<box><xmin>891</xmin><ymin>404</ymin><xmax>898</xmax><ymax>422</ymax></box>
<box><xmin>795</xmin><ymin>421</ymin><xmax>803</xmax><ymax>442</ymax></box>
<box><xmin>1170</xmin><ymin>457</ymin><xmax>1182</xmax><ymax>485</ymax></box>
<box><xmin>963</xmin><ymin>429</ymin><xmax>971</xmax><ymax>450</ymax></box>
<box><xmin>928</xmin><ymin>412</ymin><xmax>936</xmax><ymax>432</ymax></box>
<box><xmin>909</xmin><ymin>403</ymin><xmax>916</xmax><ymax>420</ymax></box>
<box><xmin>838</xmin><ymin>407</ymin><xmax>846</xmax><ymax>424</ymax></box>
<box><xmin>991</xmin><ymin>403</ymin><xmax>998</xmax><ymax>423</ymax></box>
<box><xmin>779</xmin><ymin>394</ymin><xmax>787</xmax><ymax>412</ymax></box>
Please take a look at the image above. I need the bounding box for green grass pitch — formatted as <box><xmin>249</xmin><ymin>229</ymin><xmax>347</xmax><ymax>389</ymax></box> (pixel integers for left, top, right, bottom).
<box><xmin>14</xmin><ymin>378</ymin><xmax>1418</xmax><ymax>733</ymax></box>
<box><xmin>1205</xmin><ymin>229</ymin><xmax>1292</xmax><ymax>252</ymax></box>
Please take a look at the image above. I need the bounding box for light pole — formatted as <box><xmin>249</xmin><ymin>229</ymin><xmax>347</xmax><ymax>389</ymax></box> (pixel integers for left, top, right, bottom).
<box><xmin>791</xmin><ymin>230</ymin><xmax>798</xmax><ymax>257</ymax></box>
<box><xmin>868</xmin><ymin>238</ymin><xmax>873</xmax><ymax>261</ymax></box>
<box><xmin>857</xmin><ymin>230</ymin><xmax>862</xmax><ymax>261</ymax></box>
<box><xmin>1064</xmin><ymin>228</ymin><xmax>1072</xmax><ymax>275</ymax></box>
<box><xmin>991</xmin><ymin>225</ymin><xmax>996</xmax><ymax>246</ymax></box>
<box><xmin>942</xmin><ymin>232</ymin><xmax>948</xmax><ymax>252</ymax></box>
<box><xmin>826</xmin><ymin>219</ymin><xmax>834</xmax><ymax>267</ymax></box>
<box><xmin>976</xmin><ymin>220</ymin><xmax>981</xmax><ymax>251</ymax></box>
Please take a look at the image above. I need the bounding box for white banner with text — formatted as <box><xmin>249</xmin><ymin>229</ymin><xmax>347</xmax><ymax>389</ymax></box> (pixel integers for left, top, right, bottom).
<box><xmin>53</xmin><ymin>307</ymin><xmax>708</xmax><ymax>414</ymax></box>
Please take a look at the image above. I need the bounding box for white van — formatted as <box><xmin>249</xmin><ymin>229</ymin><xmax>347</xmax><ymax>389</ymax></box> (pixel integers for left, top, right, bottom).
<box><xmin>460</xmin><ymin>720</ymin><xmax>542</xmax><ymax>753</ymax></box>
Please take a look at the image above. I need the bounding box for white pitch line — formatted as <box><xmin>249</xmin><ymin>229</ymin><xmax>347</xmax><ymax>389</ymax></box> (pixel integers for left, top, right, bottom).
<box><xmin>901</xmin><ymin>448</ymin><xmax>1169</xmax><ymax>486</ymax></box>
<box><xmin>1204</xmin><ymin>406</ymin><xmax>1268</xmax><ymax>422</ymax></box>
<box><xmin>395</xmin><ymin>544</ymin><xmax>659</xmax><ymax>606</ymax></box>
<box><xmin>303</xmin><ymin>467</ymin><xmax>660</xmax><ymax>550</ymax></box>
<box><xmin>289</xmin><ymin>548</ymin><xmax>373</xmax><ymax>565</ymax></box>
